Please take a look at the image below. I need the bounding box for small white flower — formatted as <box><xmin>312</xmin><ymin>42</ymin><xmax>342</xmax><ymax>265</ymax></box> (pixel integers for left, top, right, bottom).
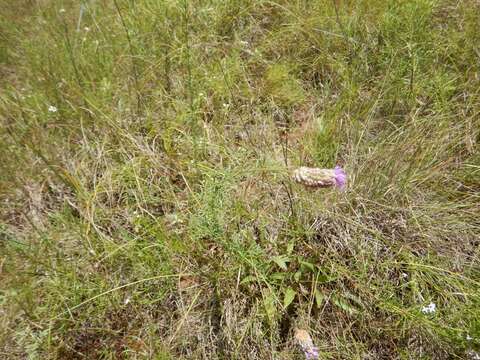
<box><xmin>59</xmin><ymin>8</ymin><xmax>66</xmax><ymax>13</ymax></box>
<box><xmin>401</xmin><ymin>272</ymin><xmax>408</xmax><ymax>279</ymax></box>
<box><xmin>467</xmin><ymin>334</ymin><xmax>473</xmax><ymax>341</ymax></box>
<box><xmin>421</xmin><ymin>302</ymin><xmax>436</xmax><ymax>314</ymax></box>
<box><xmin>48</xmin><ymin>105</ymin><xmax>58</xmax><ymax>113</ymax></box>
<box><xmin>84</xmin><ymin>27</ymin><xmax>90</xmax><ymax>32</ymax></box>
<box><xmin>124</xmin><ymin>297</ymin><xmax>131</xmax><ymax>305</ymax></box>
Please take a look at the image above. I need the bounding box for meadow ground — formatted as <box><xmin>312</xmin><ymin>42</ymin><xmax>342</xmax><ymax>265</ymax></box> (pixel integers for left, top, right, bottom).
<box><xmin>1</xmin><ymin>0</ymin><xmax>479</xmax><ymax>359</ymax></box>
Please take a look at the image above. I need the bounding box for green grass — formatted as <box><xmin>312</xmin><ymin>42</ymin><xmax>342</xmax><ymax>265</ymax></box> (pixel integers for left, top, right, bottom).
<box><xmin>1</xmin><ymin>0</ymin><xmax>479</xmax><ymax>358</ymax></box>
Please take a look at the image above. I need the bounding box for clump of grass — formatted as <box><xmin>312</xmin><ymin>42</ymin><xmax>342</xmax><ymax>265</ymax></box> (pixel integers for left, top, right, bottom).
<box><xmin>1</xmin><ymin>0</ymin><xmax>479</xmax><ymax>359</ymax></box>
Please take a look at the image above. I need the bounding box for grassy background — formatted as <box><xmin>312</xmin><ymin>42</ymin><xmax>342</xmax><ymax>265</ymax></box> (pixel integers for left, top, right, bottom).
<box><xmin>1</xmin><ymin>0</ymin><xmax>479</xmax><ymax>358</ymax></box>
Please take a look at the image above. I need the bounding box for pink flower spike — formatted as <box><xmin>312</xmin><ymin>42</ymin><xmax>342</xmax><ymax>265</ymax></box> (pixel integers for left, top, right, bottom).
<box><xmin>295</xmin><ymin>328</ymin><xmax>320</xmax><ymax>360</ymax></box>
<box><xmin>334</xmin><ymin>166</ymin><xmax>347</xmax><ymax>190</ymax></box>
<box><xmin>304</xmin><ymin>346</ymin><xmax>320</xmax><ymax>359</ymax></box>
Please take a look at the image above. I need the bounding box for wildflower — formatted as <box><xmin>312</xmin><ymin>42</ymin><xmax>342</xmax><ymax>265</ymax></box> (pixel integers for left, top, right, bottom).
<box><xmin>84</xmin><ymin>27</ymin><xmax>90</xmax><ymax>32</ymax></box>
<box><xmin>467</xmin><ymin>334</ymin><xmax>473</xmax><ymax>341</ymax></box>
<box><xmin>59</xmin><ymin>8</ymin><xmax>66</xmax><ymax>13</ymax></box>
<box><xmin>294</xmin><ymin>328</ymin><xmax>319</xmax><ymax>360</ymax></box>
<box><xmin>48</xmin><ymin>105</ymin><xmax>58</xmax><ymax>113</ymax></box>
<box><xmin>334</xmin><ymin>165</ymin><xmax>347</xmax><ymax>190</ymax></box>
<box><xmin>421</xmin><ymin>302</ymin><xmax>436</xmax><ymax>314</ymax></box>
<box><xmin>293</xmin><ymin>166</ymin><xmax>347</xmax><ymax>190</ymax></box>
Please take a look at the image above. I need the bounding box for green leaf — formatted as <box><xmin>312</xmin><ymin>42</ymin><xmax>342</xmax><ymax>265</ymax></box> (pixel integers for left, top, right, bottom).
<box><xmin>299</xmin><ymin>260</ymin><xmax>315</xmax><ymax>272</ymax></box>
<box><xmin>272</xmin><ymin>255</ymin><xmax>290</xmax><ymax>271</ymax></box>
<box><xmin>270</xmin><ymin>272</ymin><xmax>287</xmax><ymax>281</ymax></box>
<box><xmin>286</xmin><ymin>241</ymin><xmax>295</xmax><ymax>255</ymax></box>
<box><xmin>343</xmin><ymin>291</ymin><xmax>364</xmax><ymax>310</ymax></box>
<box><xmin>240</xmin><ymin>275</ymin><xmax>257</xmax><ymax>285</ymax></box>
<box><xmin>294</xmin><ymin>271</ymin><xmax>302</xmax><ymax>282</ymax></box>
<box><xmin>283</xmin><ymin>287</ymin><xmax>296</xmax><ymax>308</ymax></box>
<box><xmin>263</xmin><ymin>290</ymin><xmax>277</xmax><ymax>322</ymax></box>
<box><xmin>314</xmin><ymin>290</ymin><xmax>325</xmax><ymax>309</ymax></box>
<box><xmin>332</xmin><ymin>296</ymin><xmax>357</xmax><ymax>315</ymax></box>
<box><xmin>317</xmin><ymin>272</ymin><xmax>333</xmax><ymax>284</ymax></box>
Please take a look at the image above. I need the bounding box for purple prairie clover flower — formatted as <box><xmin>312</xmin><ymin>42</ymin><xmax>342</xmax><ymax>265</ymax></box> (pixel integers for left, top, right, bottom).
<box><xmin>334</xmin><ymin>165</ymin><xmax>347</xmax><ymax>190</ymax></box>
<box><xmin>293</xmin><ymin>165</ymin><xmax>347</xmax><ymax>190</ymax></box>
<box><xmin>294</xmin><ymin>328</ymin><xmax>320</xmax><ymax>360</ymax></box>
<box><xmin>304</xmin><ymin>346</ymin><xmax>320</xmax><ymax>360</ymax></box>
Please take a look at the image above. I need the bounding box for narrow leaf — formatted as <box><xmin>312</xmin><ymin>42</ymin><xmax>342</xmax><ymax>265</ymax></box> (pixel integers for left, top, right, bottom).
<box><xmin>272</xmin><ymin>255</ymin><xmax>290</xmax><ymax>270</ymax></box>
<box><xmin>283</xmin><ymin>287</ymin><xmax>296</xmax><ymax>308</ymax></box>
<box><xmin>240</xmin><ymin>275</ymin><xmax>257</xmax><ymax>285</ymax></box>
<box><xmin>263</xmin><ymin>290</ymin><xmax>277</xmax><ymax>322</ymax></box>
<box><xmin>314</xmin><ymin>290</ymin><xmax>325</xmax><ymax>309</ymax></box>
